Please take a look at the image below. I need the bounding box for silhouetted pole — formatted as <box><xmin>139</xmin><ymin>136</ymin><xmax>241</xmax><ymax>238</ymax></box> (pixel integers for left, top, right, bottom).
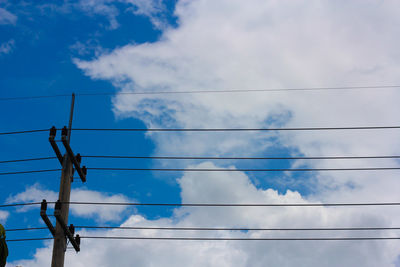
<box><xmin>51</xmin><ymin>94</ymin><xmax>75</xmax><ymax>267</ymax></box>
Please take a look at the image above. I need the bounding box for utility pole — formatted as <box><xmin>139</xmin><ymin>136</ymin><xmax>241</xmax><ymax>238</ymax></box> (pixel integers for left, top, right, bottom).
<box><xmin>40</xmin><ymin>93</ymin><xmax>87</xmax><ymax>267</ymax></box>
<box><xmin>51</xmin><ymin>93</ymin><xmax>75</xmax><ymax>267</ymax></box>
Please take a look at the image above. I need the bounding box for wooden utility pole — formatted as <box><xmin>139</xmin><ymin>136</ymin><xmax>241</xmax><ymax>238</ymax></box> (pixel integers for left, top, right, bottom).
<box><xmin>40</xmin><ymin>93</ymin><xmax>86</xmax><ymax>267</ymax></box>
<box><xmin>51</xmin><ymin>93</ymin><xmax>75</xmax><ymax>267</ymax></box>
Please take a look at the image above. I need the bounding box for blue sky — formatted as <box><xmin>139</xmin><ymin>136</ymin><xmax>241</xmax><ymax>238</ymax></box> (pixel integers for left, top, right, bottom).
<box><xmin>1</xmin><ymin>1</ymin><xmax>400</xmax><ymax>266</ymax></box>
<box><xmin>0</xmin><ymin>0</ymin><xmax>180</xmax><ymax>261</ymax></box>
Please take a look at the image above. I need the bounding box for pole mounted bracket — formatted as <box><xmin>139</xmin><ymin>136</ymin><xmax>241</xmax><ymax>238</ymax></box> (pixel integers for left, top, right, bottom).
<box><xmin>54</xmin><ymin>200</ymin><xmax>81</xmax><ymax>252</ymax></box>
<box><xmin>40</xmin><ymin>199</ymin><xmax>55</xmax><ymax>236</ymax></box>
<box><xmin>40</xmin><ymin>199</ymin><xmax>80</xmax><ymax>252</ymax></box>
<box><xmin>61</xmin><ymin>126</ymin><xmax>87</xmax><ymax>182</ymax></box>
<box><xmin>48</xmin><ymin>126</ymin><xmax>87</xmax><ymax>182</ymax></box>
<box><xmin>49</xmin><ymin>126</ymin><xmax>63</xmax><ymax>165</ymax></box>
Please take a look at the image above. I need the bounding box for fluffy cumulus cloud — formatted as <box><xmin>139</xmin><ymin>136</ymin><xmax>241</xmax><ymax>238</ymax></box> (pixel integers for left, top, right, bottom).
<box><xmin>17</xmin><ymin>0</ymin><xmax>400</xmax><ymax>266</ymax></box>
<box><xmin>9</xmin><ymin>164</ymin><xmax>400</xmax><ymax>266</ymax></box>
<box><xmin>7</xmin><ymin>184</ymin><xmax>131</xmax><ymax>222</ymax></box>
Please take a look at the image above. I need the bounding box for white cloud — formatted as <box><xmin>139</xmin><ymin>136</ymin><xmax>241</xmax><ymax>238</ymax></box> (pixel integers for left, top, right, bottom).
<box><xmin>0</xmin><ymin>7</ymin><xmax>17</xmax><ymax>25</ymax></box>
<box><xmin>70</xmin><ymin>188</ymin><xmax>132</xmax><ymax>222</ymax></box>
<box><xmin>123</xmin><ymin>0</ymin><xmax>167</xmax><ymax>29</ymax></box>
<box><xmin>75</xmin><ymin>0</ymin><xmax>400</xmax><ymax>185</ymax></box>
<box><xmin>72</xmin><ymin>0</ymin><xmax>400</xmax><ymax>265</ymax></box>
<box><xmin>77</xmin><ymin>0</ymin><xmax>121</xmax><ymax>30</ymax></box>
<box><xmin>0</xmin><ymin>210</ymin><xmax>9</xmax><ymax>224</ymax></box>
<box><xmin>0</xmin><ymin>39</ymin><xmax>14</xmax><ymax>55</ymax></box>
<box><xmin>6</xmin><ymin>183</ymin><xmax>58</xmax><ymax>209</ymax></box>
<box><xmin>7</xmin><ymin>184</ymin><xmax>132</xmax><ymax>222</ymax></box>
<box><xmin>41</xmin><ymin>0</ymin><xmax>167</xmax><ymax>30</ymax></box>
<box><xmin>69</xmin><ymin>40</ymin><xmax>105</xmax><ymax>57</ymax></box>
<box><xmin>9</xmin><ymin>165</ymin><xmax>400</xmax><ymax>266</ymax></box>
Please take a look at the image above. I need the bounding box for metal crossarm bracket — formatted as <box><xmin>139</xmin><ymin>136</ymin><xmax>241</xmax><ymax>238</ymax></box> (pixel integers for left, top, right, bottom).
<box><xmin>40</xmin><ymin>199</ymin><xmax>55</xmax><ymax>236</ymax></box>
<box><xmin>54</xmin><ymin>200</ymin><xmax>80</xmax><ymax>252</ymax></box>
<box><xmin>61</xmin><ymin>126</ymin><xmax>87</xmax><ymax>182</ymax></box>
<box><xmin>49</xmin><ymin>126</ymin><xmax>63</xmax><ymax>164</ymax></box>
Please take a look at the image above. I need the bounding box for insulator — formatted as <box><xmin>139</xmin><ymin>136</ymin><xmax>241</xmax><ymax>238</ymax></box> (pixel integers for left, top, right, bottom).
<box><xmin>61</xmin><ymin>126</ymin><xmax>68</xmax><ymax>137</ymax></box>
<box><xmin>49</xmin><ymin>126</ymin><xmax>57</xmax><ymax>137</ymax></box>
<box><xmin>76</xmin><ymin>153</ymin><xmax>81</xmax><ymax>164</ymax></box>
<box><xmin>40</xmin><ymin>199</ymin><xmax>47</xmax><ymax>211</ymax></box>
<box><xmin>82</xmin><ymin>166</ymin><xmax>87</xmax><ymax>175</ymax></box>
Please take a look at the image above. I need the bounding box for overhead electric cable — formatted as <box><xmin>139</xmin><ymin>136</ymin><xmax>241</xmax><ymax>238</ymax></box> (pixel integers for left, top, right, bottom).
<box><xmin>72</xmin><ymin>126</ymin><xmax>400</xmax><ymax>132</ymax></box>
<box><xmin>0</xmin><ymin>202</ymin><xmax>42</xmax><ymax>208</ymax></box>
<box><xmin>6</xmin><ymin>237</ymin><xmax>53</xmax><ymax>242</ymax></box>
<box><xmin>0</xmin><ymin>129</ymin><xmax>49</xmax><ymax>135</ymax></box>
<box><xmin>2</xmin><ymin>125</ymin><xmax>400</xmax><ymax>136</ymax></box>
<box><xmin>7</xmin><ymin>227</ymin><xmax>48</xmax><ymax>232</ymax></box>
<box><xmin>63</xmin><ymin>226</ymin><xmax>400</xmax><ymax>231</ymax></box>
<box><xmin>82</xmin><ymin>155</ymin><xmax>400</xmax><ymax>160</ymax></box>
<box><xmin>2</xmin><ymin>166</ymin><xmax>400</xmax><ymax>176</ymax></box>
<box><xmin>0</xmin><ymin>167</ymin><xmax>400</xmax><ymax>175</ymax></box>
<box><xmin>65</xmin><ymin>201</ymin><xmax>400</xmax><ymax>207</ymax></box>
<box><xmin>4</xmin><ymin>201</ymin><xmax>400</xmax><ymax>208</ymax></box>
<box><xmin>0</xmin><ymin>157</ymin><xmax>56</xmax><ymax>164</ymax></box>
<box><xmin>0</xmin><ymin>169</ymin><xmax>61</xmax><ymax>175</ymax></box>
<box><xmin>7</xmin><ymin>226</ymin><xmax>400</xmax><ymax>232</ymax></box>
<box><xmin>2</xmin><ymin>154</ymin><xmax>400</xmax><ymax>164</ymax></box>
<box><xmin>1</xmin><ymin>85</ymin><xmax>400</xmax><ymax>101</ymax></box>
<box><xmin>88</xmin><ymin>167</ymin><xmax>400</xmax><ymax>172</ymax></box>
<box><xmin>81</xmin><ymin>236</ymin><xmax>400</xmax><ymax>241</ymax></box>
<box><xmin>6</xmin><ymin>236</ymin><xmax>400</xmax><ymax>242</ymax></box>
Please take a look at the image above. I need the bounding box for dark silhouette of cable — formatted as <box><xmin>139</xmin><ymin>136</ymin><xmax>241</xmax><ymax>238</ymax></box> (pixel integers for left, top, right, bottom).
<box><xmin>72</xmin><ymin>126</ymin><xmax>400</xmax><ymax>132</ymax></box>
<box><xmin>0</xmin><ymin>157</ymin><xmax>56</xmax><ymax>164</ymax></box>
<box><xmin>0</xmin><ymin>129</ymin><xmax>49</xmax><ymax>135</ymax></box>
<box><xmin>0</xmin><ymin>169</ymin><xmax>60</xmax><ymax>175</ymax></box>
<box><xmin>6</xmin><ymin>237</ymin><xmax>53</xmax><ymax>242</ymax></box>
<box><xmin>88</xmin><ymin>167</ymin><xmax>400</xmax><ymax>172</ymax></box>
<box><xmin>0</xmin><ymin>202</ymin><xmax>42</xmax><ymax>208</ymax></box>
<box><xmin>0</xmin><ymin>94</ymin><xmax>71</xmax><ymax>101</ymax></box>
<box><xmin>82</xmin><ymin>155</ymin><xmax>400</xmax><ymax>160</ymax></box>
<box><xmin>7</xmin><ymin>227</ymin><xmax>48</xmax><ymax>232</ymax></box>
<box><xmin>66</xmin><ymin>201</ymin><xmax>400</xmax><ymax>207</ymax></box>
<box><xmin>2</xmin><ymin>125</ymin><xmax>400</xmax><ymax>136</ymax></box>
<box><xmin>81</xmin><ymin>236</ymin><xmax>400</xmax><ymax>241</ymax></box>
<box><xmin>71</xmin><ymin>226</ymin><xmax>400</xmax><ymax>231</ymax></box>
<box><xmin>1</xmin><ymin>85</ymin><xmax>400</xmax><ymax>101</ymax></box>
<box><xmin>2</xmin><ymin>155</ymin><xmax>400</xmax><ymax>164</ymax></box>
<box><xmin>7</xmin><ymin>226</ymin><xmax>400</xmax><ymax>232</ymax></box>
<box><xmin>3</xmin><ymin>201</ymin><xmax>400</xmax><ymax>209</ymax></box>
<box><xmin>2</xmin><ymin>166</ymin><xmax>400</xmax><ymax>176</ymax></box>
<box><xmin>7</xmin><ymin>236</ymin><xmax>400</xmax><ymax>242</ymax></box>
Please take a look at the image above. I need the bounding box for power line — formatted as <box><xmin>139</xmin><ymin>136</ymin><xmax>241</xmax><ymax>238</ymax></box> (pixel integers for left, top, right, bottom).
<box><xmin>0</xmin><ymin>157</ymin><xmax>56</xmax><ymax>164</ymax></box>
<box><xmin>7</xmin><ymin>226</ymin><xmax>400</xmax><ymax>232</ymax></box>
<box><xmin>0</xmin><ymin>169</ymin><xmax>60</xmax><ymax>175</ymax></box>
<box><xmin>72</xmin><ymin>126</ymin><xmax>400</xmax><ymax>132</ymax></box>
<box><xmin>83</xmin><ymin>155</ymin><xmax>400</xmax><ymax>160</ymax></box>
<box><xmin>0</xmin><ymin>202</ymin><xmax>42</xmax><ymax>208</ymax></box>
<box><xmin>7</xmin><ymin>227</ymin><xmax>48</xmax><ymax>231</ymax></box>
<box><xmin>4</xmin><ymin>201</ymin><xmax>400</xmax><ymax>208</ymax></box>
<box><xmin>65</xmin><ymin>201</ymin><xmax>400</xmax><ymax>207</ymax></box>
<box><xmin>6</xmin><ymin>236</ymin><xmax>400</xmax><ymax>242</ymax></box>
<box><xmin>1</xmin><ymin>166</ymin><xmax>399</xmax><ymax>176</ymax></box>
<box><xmin>2</xmin><ymin>154</ymin><xmax>400</xmax><ymax>164</ymax></box>
<box><xmin>80</xmin><ymin>236</ymin><xmax>400</xmax><ymax>241</ymax></box>
<box><xmin>6</xmin><ymin>237</ymin><xmax>53</xmax><ymax>242</ymax></box>
<box><xmin>2</xmin><ymin>125</ymin><xmax>400</xmax><ymax>136</ymax></box>
<box><xmin>0</xmin><ymin>129</ymin><xmax>49</xmax><ymax>135</ymax></box>
<box><xmin>1</xmin><ymin>85</ymin><xmax>400</xmax><ymax>101</ymax></box>
<box><xmin>88</xmin><ymin>167</ymin><xmax>400</xmax><ymax>172</ymax></box>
